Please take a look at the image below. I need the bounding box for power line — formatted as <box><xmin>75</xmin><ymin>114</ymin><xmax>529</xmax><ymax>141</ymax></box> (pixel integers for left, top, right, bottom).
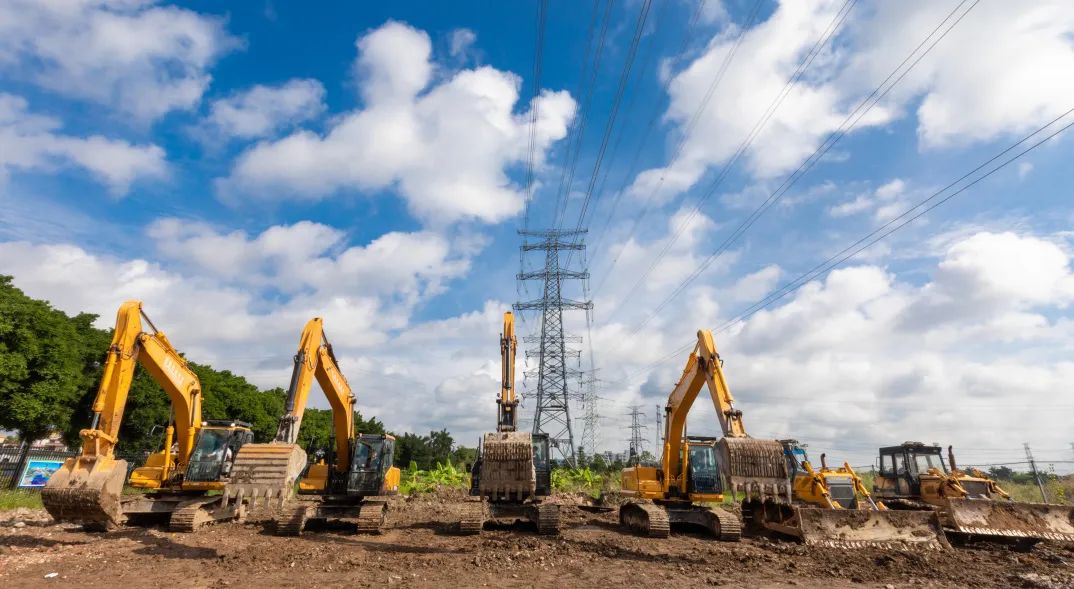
<box><xmin>591</xmin><ymin>0</ymin><xmax>779</xmax><ymax>294</ymax></box>
<box><xmin>617</xmin><ymin>0</ymin><xmax>980</xmax><ymax>335</ymax></box>
<box><xmin>521</xmin><ymin>0</ymin><xmax>549</xmax><ymax>233</ymax></box>
<box><xmin>552</xmin><ymin>0</ymin><xmax>614</xmax><ymax>229</ymax></box>
<box><xmin>562</xmin><ymin>0</ymin><xmax>655</xmax><ymax>242</ymax></box>
<box><xmin>599</xmin><ymin>107</ymin><xmax>1074</xmax><ymax>388</ymax></box>
<box><xmin>709</xmin><ymin>107</ymin><xmax>1073</xmax><ymax>336</ymax></box>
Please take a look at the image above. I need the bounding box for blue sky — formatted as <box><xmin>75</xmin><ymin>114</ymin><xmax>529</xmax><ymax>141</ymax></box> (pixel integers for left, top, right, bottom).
<box><xmin>2</xmin><ymin>1</ymin><xmax>1074</xmax><ymax>468</ymax></box>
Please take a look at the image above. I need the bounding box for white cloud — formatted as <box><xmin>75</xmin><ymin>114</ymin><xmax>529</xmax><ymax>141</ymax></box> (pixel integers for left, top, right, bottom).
<box><xmin>0</xmin><ymin>93</ymin><xmax>167</xmax><ymax>193</ymax></box>
<box><xmin>449</xmin><ymin>28</ymin><xmax>477</xmax><ymax>59</ymax></box>
<box><xmin>591</xmin><ymin>229</ymin><xmax>1074</xmax><ymax>464</ymax></box>
<box><xmin>829</xmin><ymin>178</ymin><xmax>910</xmax><ymax>221</ymax></box>
<box><xmin>1018</xmin><ymin>161</ymin><xmax>1034</xmax><ymax>180</ymax></box>
<box><xmin>219</xmin><ymin>21</ymin><xmax>576</xmax><ymax>224</ymax></box>
<box><xmin>203</xmin><ymin>79</ymin><xmax>326</xmax><ymax>140</ymax></box>
<box><xmin>0</xmin><ymin>0</ymin><xmax>240</xmax><ymax>122</ymax></box>
<box><xmin>635</xmin><ymin>1</ymin><xmax>1074</xmax><ymax>201</ymax></box>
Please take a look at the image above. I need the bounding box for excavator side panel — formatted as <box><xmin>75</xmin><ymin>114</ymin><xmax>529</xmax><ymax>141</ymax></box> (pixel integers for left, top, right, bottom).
<box><xmin>42</xmin><ymin>456</ymin><xmax>129</xmax><ymax>527</ymax></box>
<box><xmin>478</xmin><ymin>431</ymin><xmax>535</xmax><ymax>500</ymax></box>
<box><xmin>944</xmin><ymin>498</ymin><xmax>1074</xmax><ymax>542</ymax></box>
<box><xmin>718</xmin><ymin>437</ymin><xmax>791</xmax><ymax>502</ymax></box>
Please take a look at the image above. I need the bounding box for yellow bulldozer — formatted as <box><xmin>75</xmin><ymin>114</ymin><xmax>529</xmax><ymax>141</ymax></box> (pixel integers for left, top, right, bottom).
<box><xmin>43</xmin><ymin>301</ymin><xmax>253</xmax><ymax>532</ymax></box>
<box><xmin>457</xmin><ymin>311</ymin><xmax>559</xmax><ymax>534</ymax></box>
<box><xmin>874</xmin><ymin>442</ymin><xmax>1074</xmax><ymax>545</ymax></box>
<box><xmin>621</xmin><ymin>329</ymin><xmax>944</xmax><ymax>548</ymax></box>
<box><xmin>225</xmin><ymin>317</ymin><xmax>399</xmax><ymax>534</ymax></box>
<box><xmin>780</xmin><ymin>440</ymin><xmax>945</xmax><ymax>548</ymax></box>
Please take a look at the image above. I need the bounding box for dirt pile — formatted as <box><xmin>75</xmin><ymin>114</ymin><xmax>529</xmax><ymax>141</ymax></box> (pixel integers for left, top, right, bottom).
<box><xmin>1</xmin><ymin>493</ymin><xmax>1072</xmax><ymax>588</ymax></box>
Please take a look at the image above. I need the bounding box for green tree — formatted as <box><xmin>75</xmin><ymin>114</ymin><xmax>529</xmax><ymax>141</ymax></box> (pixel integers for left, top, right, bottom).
<box><xmin>195</xmin><ymin>363</ymin><xmax>285</xmax><ymax>442</ymax></box>
<box><xmin>0</xmin><ymin>276</ymin><xmax>104</xmax><ymax>444</ymax></box>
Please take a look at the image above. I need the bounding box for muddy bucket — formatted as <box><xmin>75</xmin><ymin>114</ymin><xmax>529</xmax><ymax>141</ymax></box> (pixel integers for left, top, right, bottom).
<box><xmin>479</xmin><ymin>431</ymin><xmax>535</xmax><ymax>499</ymax></box>
<box><xmin>226</xmin><ymin>443</ymin><xmax>307</xmax><ymax>505</ymax></box>
<box><xmin>945</xmin><ymin>498</ymin><xmax>1074</xmax><ymax>542</ymax></box>
<box><xmin>718</xmin><ymin>437</ymin><xmax>791</xmax><ymax>502</ymax></box>
<box><xmin>42</xmin><ymin>455</ymin><xmax>127</xmax><ymax>526</ymax></box>
<box><xmin>796</xmin><ymin>508</ymin><xmax>948</xmax><ymax>549</ymax></box>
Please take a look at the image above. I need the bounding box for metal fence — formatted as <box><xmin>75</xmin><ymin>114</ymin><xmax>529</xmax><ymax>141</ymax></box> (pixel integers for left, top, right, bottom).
<box><xmin>0</xmin><ymin>445</ymin><xmax>151</xmax><ymax>491</ymax></box>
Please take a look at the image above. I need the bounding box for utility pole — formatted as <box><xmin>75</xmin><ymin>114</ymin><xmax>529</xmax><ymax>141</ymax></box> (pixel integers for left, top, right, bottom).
<box><xmin>654</xmin><ymin>404</ymin><xmax>662</xmax><ymax>454</ymax></box>
<box><xmin>627</xmin><ymin>405</ymin><xmax>647</xmax><ymax>465</ymax></box>
<box><xmin>1024</xmin><ymin>442</ymin><xmax>1048</xmax><ymax>503</ymax></box>
<box><xmin>516</xmin><ymin>229</ymin><xmax>592</xmax><ymax>466</ymax></box>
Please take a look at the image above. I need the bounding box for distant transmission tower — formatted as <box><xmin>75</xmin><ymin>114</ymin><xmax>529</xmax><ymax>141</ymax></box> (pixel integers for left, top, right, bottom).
<box><xmin>579</xmin><ymin>372</ymin><xmax>600</xmax><ymax>459</ymax></box>
<box><xmin>627</xmin><ymin>405</ymin><xmax>647</xmax><ymax>465</ymax></box>
<box><xmin>515</xmin><ymin>229</ymin><xmax>592</xmax><ymax>465</ymax></box>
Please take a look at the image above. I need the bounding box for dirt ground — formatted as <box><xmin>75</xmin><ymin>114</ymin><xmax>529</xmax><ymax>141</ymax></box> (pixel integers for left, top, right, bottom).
<box><xmin>2</xmin><ymin>491</ymin><xmax>1072</xmax><ymax>589</ymax></box>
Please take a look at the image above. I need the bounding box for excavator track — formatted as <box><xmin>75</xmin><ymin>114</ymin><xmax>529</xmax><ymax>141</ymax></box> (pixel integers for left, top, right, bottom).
<box><xmin>356</xmin><ymin>500</ymin><xmax>388</xmax><ymax>534</ymax></box>
<box><xmin>620</xmin><ymin>501</ymin><xmax>670</xmax><ymax>538</ymax></box>
<box><xmin>703</xmin><ymin>506</ymin><xmax>742</xmax><ymax>541</ymax></box>
<box><xmin>169</xmin><ymin>501</ymin><xmax>213</xmax><ymax>533</ymax></box>
<box><xmin>535</xmin><ymin>503</ymin><xmax>560</xmax><ymax>535</ymax></box>
<box><xmin>276</xmin><ymin>504</ymin><xmax>311</xmax><ymax>536</ymax></box>
<box><xmin>458</xmin><ymin>500</ymin><xmax>486</xmax><ymax>535</ymax></box>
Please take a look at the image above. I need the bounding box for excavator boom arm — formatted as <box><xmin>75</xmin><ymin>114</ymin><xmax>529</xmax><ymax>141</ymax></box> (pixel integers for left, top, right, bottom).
<box><xmin>275</xmin><ymin>318</ymin><xmax>355</xmax><ymax>472</ymax></box>
<box><xmin>497</xmin><ymin>311</ymin><xmax>518</xmax><ymax>432</ymax></box>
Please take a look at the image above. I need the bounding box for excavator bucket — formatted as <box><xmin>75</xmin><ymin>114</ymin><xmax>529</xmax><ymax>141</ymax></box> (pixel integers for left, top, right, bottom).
<box><xmin>478</xmin><ymin>431</ymin><xmax>535</xmax><ymax>500</ymax></box>
<box><xmin>718</xmin><ymin>437</ymin><xmax>791</xmax><ymax>502</ymax></box>
<box><xmin>944</xmin><ymin>498</ymin><xmax>1074</xmax><ymax>542</ymax></box>
<box><xmin>42</xmin><ymin>456</ymin><xmax>128</xmax><ymax>527</ymax></box>
<box><xmin>794</xmin><ymin>508</ymin><xmax>948</xmax><ymax>549</ymax></box>
<box><xmin>225</xmin><ymin>443</ymin><xmax>307</xmax><ymax>505</ymax></box>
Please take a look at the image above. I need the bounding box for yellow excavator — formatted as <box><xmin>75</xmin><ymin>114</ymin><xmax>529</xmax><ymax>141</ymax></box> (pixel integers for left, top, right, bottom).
<box><xmin>874</xmin><ymin>442</ymin><xmax>1074</xmax><ymax>544</ymax></box>
<box><xmin>619</xmin><ymin>329</ymin><xmax>774</xmax><ymax>540</ymax></box>
<box><xmin>780</xmin><ymin>440</ymin><xmax>946</xmax><ymax>548</ymax></box>
<box><xmin>621</xmin><ymin>330</ymin><xmax>944</xmax><ymax>548</ymax></box>
<box><xmin>226</xmin><ymin>317</ymin><xmax>400</xmax><ymax>534</ymax></box>
<box><xmin>42</xmin><ymin>301</ymin><xmax>254</xmax><ymax>532</ymax></box>
<box><xmin>459</xmin><ymin>311</ymin><xmax>558</xmax><ymax>534</ymax></box>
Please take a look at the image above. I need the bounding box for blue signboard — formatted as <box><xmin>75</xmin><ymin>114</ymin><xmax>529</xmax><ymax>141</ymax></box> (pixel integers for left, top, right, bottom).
<box><xmin>19</xmin><ymin>459</ymin><xmax>65</xmax><ymax>488</ymax></box>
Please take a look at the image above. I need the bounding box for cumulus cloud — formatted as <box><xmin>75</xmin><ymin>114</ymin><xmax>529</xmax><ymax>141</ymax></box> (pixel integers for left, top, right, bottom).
<box><xmin>591</xmin><ymin>229</ymin><xmax>1074</xmax><ymax>464</ymax></box>
<box><xmin>218</xmin><ymin>21</ymin><xmax>576</xmax><ymax>224</ymax></box>
<box><xmin>829</xmin><ymin>178</ymin><xmax>912</xmax><ymax>222</ymax></box>
<box><xmin>449</xmin><ymin>28</ymin><xmax>478</xmax><ymax>59</ymax></box>
<box><xmin>202</xmin><ymin>79</ymin><xmax>326</xmax><ymax>140</ymax></box>
<box><xmin>634</xmin><ymin>1</ymin><xmax>1074</xmax><ymax>200</ymax></box>
<box><xmin>0</xmin><ymin>0</ymin><xmax>240</xmax><ymax>122</ymax></box>
<box><xmin>0</xmin><ymin>93</ymin><xmax>167</xmax><ymax>193</ymax></box>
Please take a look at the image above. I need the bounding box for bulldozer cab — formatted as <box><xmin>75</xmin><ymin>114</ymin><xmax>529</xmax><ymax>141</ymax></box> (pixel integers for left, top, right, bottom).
<box><xmin>343</xmin><ymin>434</ymin><xmax>395</xmax><ymax>496</ymax></box>
<box><xmin>875</xmin><ymin>442</ymin><xmax>948</xmax><ymax>499</ymax></box>
<box><xmin>685</xmin><ymin>437</ymin><xmax>723</xmax><ymax>496</ymax></box>
<box><xmin>185</xmin><ymin>421</ymin><xmax>254</xmax><ymax>483</ymax></box>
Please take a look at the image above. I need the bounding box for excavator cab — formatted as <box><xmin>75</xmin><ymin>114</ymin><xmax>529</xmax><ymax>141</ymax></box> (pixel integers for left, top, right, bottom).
<box><xmin>344</xmin><ymin>434</ymin><xmax>397</xmax><ymax>496</ymax></box>
<box><xmin>685</xmin><ymin>437</ymin><xmax>723</xmax><ymax>496</ymax></box>
<box><xmin>185</xmin><ymin>422</ymin><xmax>254</xmax><ymax>483</ymax></box>
<box><xmin>532</xmin><ymin>433</ymin><xmax>551</xmax><ymax>496</ymax></box>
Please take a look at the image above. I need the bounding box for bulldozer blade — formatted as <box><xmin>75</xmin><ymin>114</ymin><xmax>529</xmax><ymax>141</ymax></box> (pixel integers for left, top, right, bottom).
<box><xmin>718</xmin><ymin>437</ymin><xmax>791</xmax><ymax>502</ymax></box>
<box><xmin>225</xmin><ymin>443</ymin><xmax>307</xmax><ymax>505</ymax></box>
<box><xmin>944</xmin><ymin>498</ymin><xmax>1074</xmax><ymax>542</ymax></box>
<box><xmin>794</xmin><ymin>508</ymin><xmax>948</xmax><ymax>550</ymax></box>
<box><xmin>479</xmin><ymin>431</ymin><xmax>535</xmax><ymax>500</ymax></box>
<box><xmin>41</xmin><ymin>455</ymin><xmax>128</xmax><ymax>527</ymax></box>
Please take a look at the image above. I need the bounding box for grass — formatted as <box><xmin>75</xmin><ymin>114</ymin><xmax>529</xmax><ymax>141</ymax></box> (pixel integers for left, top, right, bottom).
<box><xmin>0</xmin><ymin>490</ymin><xmax>43</xmax><ymax>510</ymax></box>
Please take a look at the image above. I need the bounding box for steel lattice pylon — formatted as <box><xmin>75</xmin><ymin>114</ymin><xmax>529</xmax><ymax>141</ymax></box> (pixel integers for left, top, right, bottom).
<box><xmin>515</xmin><ymin>229</ymin><xmax>592</xmax><ymax>465</ymax></box>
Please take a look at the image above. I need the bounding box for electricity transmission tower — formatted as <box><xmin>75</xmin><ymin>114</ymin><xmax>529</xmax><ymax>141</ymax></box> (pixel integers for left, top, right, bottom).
<box><xmin>627</xmin><ymin>405</ymin><xmax>647</xmax><ymax>465</ymax></box>
<box><xmin>515</xmin><ymin>229</ymin><xmax>592</xmax><ymax>465</ymax></box>
<box><xmin>578</xmin><ymin>372</ymin><xmax>601</xmax><ymax>459</ymax></box>
<box><xmin>1024</xmin><ymin>443</ymin><xmax>1048</xmax><ymax>502</ymax></box>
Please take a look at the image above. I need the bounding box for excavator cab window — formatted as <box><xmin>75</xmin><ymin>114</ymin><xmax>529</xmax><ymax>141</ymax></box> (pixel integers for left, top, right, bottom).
<box><xmin>686</xmin><ymin>441</ymin><xmax>722</xmax><ymax>495</ymax></box>
<box><xmin>186</xmin><ymin>428</ymin><xmax>238</xmax><ymax>482</ymax></box>
<box><xmin>347</xmin><ymin>436</ymin><xmax>387</xmax><ymax>496</ymax></box>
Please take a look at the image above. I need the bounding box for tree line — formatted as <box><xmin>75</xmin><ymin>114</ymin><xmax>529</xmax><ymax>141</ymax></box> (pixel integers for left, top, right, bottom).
<box><xmin>0</xmin><ymin>276</ymin><xmax>471</xmax><ymax>469</ymax></box>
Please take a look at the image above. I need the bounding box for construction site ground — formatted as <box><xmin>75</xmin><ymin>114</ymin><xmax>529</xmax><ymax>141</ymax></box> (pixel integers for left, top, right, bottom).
<box><xmin>2</xmin><ymin>490</ymin><xmax>1072</xmax><ymax>589</ymax></box>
